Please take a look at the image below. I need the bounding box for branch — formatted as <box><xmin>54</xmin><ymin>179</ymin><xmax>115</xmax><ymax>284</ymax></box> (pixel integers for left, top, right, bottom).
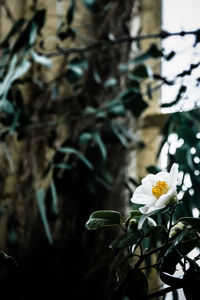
<box><xmin>46</xmin><ymin>29</ymin><xmax>199</xmax><ymax>57</ymax></box>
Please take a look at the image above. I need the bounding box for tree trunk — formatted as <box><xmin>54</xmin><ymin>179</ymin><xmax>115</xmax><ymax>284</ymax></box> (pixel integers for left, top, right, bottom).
<box><xmin>0</xmin><ymin>1</ymin><xmax>137</xmax><ymax>299</ymax></box>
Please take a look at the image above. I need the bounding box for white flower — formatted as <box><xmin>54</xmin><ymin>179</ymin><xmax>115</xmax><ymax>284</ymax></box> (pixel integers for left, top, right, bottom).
<box><xmin>131</xmin><ymin>163</ymin><xmax>179</xmax><ymax>214</ymax></box>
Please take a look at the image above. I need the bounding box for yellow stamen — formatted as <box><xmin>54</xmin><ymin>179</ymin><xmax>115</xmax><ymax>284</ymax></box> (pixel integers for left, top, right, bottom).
<box><xmin>152</xmin><ymin>181</ymin><xmax>169</xmax><ymax>199</ymax></box>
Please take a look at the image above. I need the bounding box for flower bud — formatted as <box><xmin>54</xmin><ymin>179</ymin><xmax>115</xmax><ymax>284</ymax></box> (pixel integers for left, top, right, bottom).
<box><xmin>169</xmin><ymin>222</ymin><xmax>185</xmax><ymax>239</ymax></box>
<box><xmin>129</xmin><ymin>218</ymin><xmax>138</xmax><ymax>230</ymax></box>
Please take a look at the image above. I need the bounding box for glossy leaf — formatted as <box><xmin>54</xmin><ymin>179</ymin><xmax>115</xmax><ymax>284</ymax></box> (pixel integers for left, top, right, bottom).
<box><xmin>177</xmin><ymin>217</ymin><xmax>200</xmax><ymax>229</ymax></box>
<box><xmin>110</xmin><ymin>231</ymin><xmax>141</xmax><ymax>255</ymax></box>
<box><xmin>85</xmin><ymin>210</ymin><xmax>122</xmax><ymax>231</ymax></box>
<box><xmin>160</xmin><ymin>228</ymin><xmax>197</xmax><ymax>274</ymax></box>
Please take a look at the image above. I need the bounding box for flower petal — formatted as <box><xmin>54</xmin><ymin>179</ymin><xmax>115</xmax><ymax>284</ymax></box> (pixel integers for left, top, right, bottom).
<box><xmin>139</xmin><ymin>205</ymin><xmax>161</xmax><ymax>214</ymax></box>
<box><xmin>155</xmin><ymin>186</ymin><xmax>176</xmax><ymax>207</ymax></box>
<box><xmin>131</xmin><ymin>186</ymin><xmax>156</xmax><ymax>205</ymax></box>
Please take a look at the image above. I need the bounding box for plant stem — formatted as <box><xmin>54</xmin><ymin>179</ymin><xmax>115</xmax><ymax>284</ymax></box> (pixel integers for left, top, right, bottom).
<box><xmin>46</xmin><ymin>29</ymin><xmax>199</xmax><ymax>57</ymax></box>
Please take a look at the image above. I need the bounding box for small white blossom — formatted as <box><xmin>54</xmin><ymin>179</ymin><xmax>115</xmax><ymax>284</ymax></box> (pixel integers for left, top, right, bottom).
<box><xmin>131</xmin><ymin>163</ymin><xmax>179</xmax><ymax>214</ymax></box>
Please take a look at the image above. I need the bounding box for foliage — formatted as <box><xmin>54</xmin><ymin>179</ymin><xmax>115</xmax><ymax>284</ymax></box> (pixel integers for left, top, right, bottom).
<box><xmin>86</xmin><ymin>179</ymin><xmax>200</xmax><ymax>299</ymax></box>
<box><xmin>1</xmin><ymin>1</ymin><xmax>200</xmax><ymax>299</ymax></box>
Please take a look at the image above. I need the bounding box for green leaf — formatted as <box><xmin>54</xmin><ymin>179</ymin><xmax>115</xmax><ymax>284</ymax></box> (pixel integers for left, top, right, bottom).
<box><xmin>36</xmin><ymin>188</ymin><xmax>53</xmax><ymax>244</ymax></box>
<box><xmin>0</xmin><ymin>99</ymin><xmax>15</xmax><ymax>115</ymax></box>
<box><xmin>67</xmin><ymin>0</ymin><xmax>76</xmax><ymax>25</ymax></box>
<box><xmin>109</xmin><ymin>123</ymin><xmax>129</xmax><ymax>147</ymax></box>
<box><xmin>66</xmin><ymin>65</ymin><xmax>83</xmax><ymax>83</ymax></box>
<box><xmin>146</xmin><ymin>165</ymin><xmax>161</xmax><ymax>174</ymax></box>
<box><xmin>177</xmin><ymin>217</ymin><xmax>200</xmax><ymax>229</ymax></box>
<box><xmin>145</xmin><ymin>225</ymin><xmax>167</xmax><ymax>238</ymax></box>
<box><xmin>53</xmin><ymin>163</ymin><xmax>72</xmax><ymax>169</ymax></box>
<box><xmin>121</xmin><ymin>90</ymin><xmax>148</xmax><ymax>117</ymax></box>
<box><xmin>0</xmin><ymin>18</ymin><xmax>25</xmax><ymax>49</ymax></box>
<box><xmin>133</xmin><ymin>43</ymin><xmax>163</xmax><ymax>64</ymax></box>
<box><xmin>110</xmin><ymin>231</ymin><xmax>141</xmax><ymax>255</ymax></box>
<box><xmin>129</xmin><ymin>210</ymin><xmax>142</xmax><ymax>219</ymax></box>
<box><xmin>160</xmin><ymin>228</ymin><xmax>197</xmax><ymax>274</ymax></box>
<box><xmin>31</xmin><ymin>51</ymin><xmax>52</xmax><ymax>67</ymax></box>
<box><xmin>78</xmin><ymin>132</ymin><xmax>93</xmax><ymax>144</ymax></box>
<box><xmin>50</xmin><ymin>181</ymin><xmax>59</xmax><ymax>215</ymax></box>
<box><xmin>131</xmin><ymin>64</ymin><xmax>152</xmax><ymax>80</ymax></box>
<box><xmin>83</xmin><ymin>0</ymin><xmax>97</xmax><ymax>13</ymax></box>
<box><xmin>85</xmin><ymin>210</ymin><xmax>122</xmax><ymax>231</ymax></box>
<box><xmin>0</xmin><ymin>56</ymin><xmax>31</xmax><ymax>99</ymax></box>
<box><xmin>104</xmin><ymin>77</ymin><xmax>117</xmax><ymax>87</ymax></box>
<box><xmin>11</xmin><ymin>9</ymin><xmax>46</xmax><ymax>54</ymax></box>
<box><xmin>93</xmin><ymin>131</ymin><xmax>107</xmax><ymax>160</ymax></box>
<box><xmin>116</xmin><ymin>255</ymin><xmax>131</xmax><ymax>283</ymax></box>
<box><xmin>58</xmin><ymin>147</ymin><xmax>93</xmax><ymax>170</ymax></box>
<box><xmin>138</xmin><ymin>206</ymin><xmax>170</xmax><ymax>230</ymax></box>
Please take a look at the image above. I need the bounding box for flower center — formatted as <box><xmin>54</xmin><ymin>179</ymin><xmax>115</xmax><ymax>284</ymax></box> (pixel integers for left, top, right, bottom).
<box><xmin>152</xmin><ymin>181</ymin><xmax>169</xmax><ymax>199</ymax></box>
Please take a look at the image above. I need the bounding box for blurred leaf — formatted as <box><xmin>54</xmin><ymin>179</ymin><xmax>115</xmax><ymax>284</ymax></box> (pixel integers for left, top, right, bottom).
<box><xmin>0</xmin><ymin>56</ymin><xmax>31</xmax><ymax>98</ymax></box>
<box><xmin>0</xmin><ymin>18</ymin><xmax>25</xmax><ymax>49</ymax></box>
<box><xmin>121</xmin><ymin>90</ymin><xmax>148</xmax><ymax>117</ymax></box>
<box><xmin>104</xmin><ymin>77</ymin><xmax>117</xmax><ymax>87</ymax></box>
<box><xmin>53</xmin><ymin>163</ymin><xmax>72</xmax><ymax>169</ymax></box>
<box><xmin>57</xmin><ymin>27</ymin><xmax>76</xmax><ymax>40</ymax></box>
<box><xmin>31</xmin><ymin>51</ymin><xmax>52</xmax><ymax>67</ymax></box>
<box><xmin>146</xmin><ymin>165</ymin><xmax>161</xmax><ymax>174</ymax></box>
<box><xmin>85</xmin><ymin>210</ymin><xmax>122</xmax><ymax>230</ymax></box>
<box><xmin>133</xmin><ymin>43</ymin><xmax>163</xmax><ymax>64</ymax></box>
<box><xmin>58</xmin><ymin>147</ymin><xmax>93</xmax><ymax>170</ymax></box>
<box><xmin>36</xmin><ymin>188</ymin><xmax>53</xmax><ymax>244</ymax></box>
<box><xmin>66</xmin><ymin>57</ymin><xmax>88</xmax><ymax>83</ymax></box>
<box><xmin>0</xmin><ymin>99</ymin><xmax>15</xmax><ymax>115</ymax></box>
<box><xmin>11</xmin><ymin>9</ymin><xmax>46</xmax><ymax>54</ymax></box>
<box><xmin>109</xmin><ymin>123</ymin><xmax>129</xmax><ymax>147</ymax></box>
<box><xmin>67</xmin><ymin>0</ymin><xmax>76</xmax><ymax>25</ymax></box>
<box><xmin>131</xmin><ymin>64</ymin><xmax>151</xmax><ymax>80</ymax></box>
<box><xmin>66</xmin><ymin>65</ymin><xmax>83</xmax><ymax>83</ymax></box>
<box><xmin>78</xmin><ymin>132</ymin><xmax>93</xmax><ymax>144</ymax></box>
<box><xmin>83</xmin><ymin>0</ymin><xmax>98</xmax><ymax>13</ymax></box>
<box><xmin>110</xmin><ymin>232</ymin><xmax>141</xmax><ymax>255</ymax></box>
<box><xmin>50</xmin><ymin>181</ymin><xmax>59</xmax><ymax>215</ymax></box>
<box><xmin>93</xmin><ymin>131</ymin><xmax>107</xmax><ymax>160</ymax></box>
